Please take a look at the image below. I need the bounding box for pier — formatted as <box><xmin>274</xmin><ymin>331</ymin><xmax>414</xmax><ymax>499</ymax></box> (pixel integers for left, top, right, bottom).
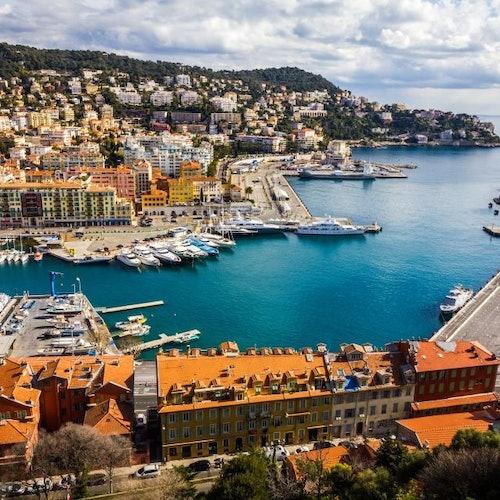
<box><xmin>431</xmin><ymin>271</ymin><xmax>500</xmax><ymax>388</ymax></box>
<box><xmin>96</xmin><ymin>300</ymin><xmax>165</xmax><ymax>314</ymax></box>
<box><xmin>121</xmin><ymin>329</ymin><xmax>201</xmax><ymax>354</ymax></box>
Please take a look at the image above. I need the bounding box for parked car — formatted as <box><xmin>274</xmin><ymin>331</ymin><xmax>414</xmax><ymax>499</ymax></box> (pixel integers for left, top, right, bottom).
<box><xmin>264</xmin><ymin>445</ymin><xmax>290</xmax><ymax>461</ymax></box>
<box><xmin>133</xmin><ymin>464</ymin><xmax>160</xmax><ymax>479</ymax></box>
<box><xmin>53</xmin><ymin>474</ymin><xmax>76</xmax><ymax>490</ymax></box>
<box><xmin>313</xmin><ymin>441</ymin><xmax>333</xmax><ymax>450</ymax></box>
<box><xmin>188</xmin><ymin>459</ymin><xmax>211</xmax><ymax>472</ymax></box>
<box><xmin>87</xmin><ymin>472</ymin><xmax>107</xmax><ymax>486</ymax></box>
<box><xmin>7</xmin><ymin>482</ymin><xmax>26</xmax><ymax>496</ymax></box>
<box><xmin>295</xmin><ymin>445</ymin><xmax>310</xmax><ymax>453</ymax></box>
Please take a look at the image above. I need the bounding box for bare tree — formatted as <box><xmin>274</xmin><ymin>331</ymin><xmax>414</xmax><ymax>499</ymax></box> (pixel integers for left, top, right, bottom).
<box><xmin>98</xmin><ymin>434</ymin><xmax>131</xmax><ymax>494</ymax></box>
<box><xmin>30</xmin><ymin>430</ymin><xmax>61</xmax><ymax>500</ymax></box>
<box><xmin>157</xmin><ymin>467</ymin><xmax>196</xmax><ymax>499</ymax></box>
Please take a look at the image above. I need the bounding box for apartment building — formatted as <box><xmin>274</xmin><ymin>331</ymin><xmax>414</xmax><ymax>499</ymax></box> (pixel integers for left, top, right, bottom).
<box><xmin>167</xmin><ymin>178</ymin><xmax>194</xmax><ymax>204</ymax></box>
<box><xmin>394</xmin><ymin>340</ymin><xmax>499</xmax><ymax>417</ymax></box>
<box><xmin>68</xmin><ymin>166</ymin><xmax>136</xmax><ymax>200</ymax></box>
<box><xmin>0</xmin><ymin>181</ymin><xmax>133</xmax><ymax>228</ymax></box>
<box><xmin>191</xmin><ymin>177</ymin><xmax>222</xmax><ymax>203</ymax></box>
<box><xmin>236</xmin><ymin>135</ymin><xmax>287</xmax><ymax>153</ymax></box>
<box><xmin>150</xmin><ymin>90</ymin><xmax>173</xmax><ymax>107</ymax></box>
<box><xmin>141</xmin><ymin>190</ymin><xmax>168</xmax><ymax>210</ymax></box>
<box><xmin>130</xmin><ymin>160</ymin><xmax>153</xmax><ymax>199</ymax></box>
<box><xmin>156</xmin><ymin>342</ymin><xmax>415</xmax><ymax>461</ymax></box>
<box><xmin>41</xmin><ymin>151</ymin><xmax>105</xmax><ymax>170</ymax></box>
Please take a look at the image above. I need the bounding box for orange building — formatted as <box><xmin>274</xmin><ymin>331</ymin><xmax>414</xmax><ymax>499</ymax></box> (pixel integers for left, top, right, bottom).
<box><xmin>393</xmin><ymin>340</ymin><xmax>499</xmax><ymax>417</ymax></box>
<box><xmin>69</xmin><ymin>166</ymin><xmax>136</xmax><ymax>200</ymax></box>
<box><xmin>179</xmin><ymin>161</ymin><xmax>203</xmax><ymax>179</ymax></box>
<box><xmin>396</xmin><ymin>410</ymin><xmax>497</xmax><ymax>448</ymax></box>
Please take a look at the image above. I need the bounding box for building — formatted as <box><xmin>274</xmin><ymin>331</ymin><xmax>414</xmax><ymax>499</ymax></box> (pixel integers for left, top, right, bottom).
<box><xmin>394</xmin><ymin>340</ymin><xmax>499</xmax><ymax>417</ymax></box>
<box><xmin>191</xmin><ymin>177</ymin><xmax>222</xmax><ymax>203</ymax></box>
<box><xmin>236</xmin><ymin>135</ymin><xmax>287</xmax><ymax>153</ymax></box>
<box><xmin>176</xmin><ymin>74</ymin><xmax>191</xmax><ymax>87</ymax></box>
<box><xmin>0</xmin><ymin>181</ymin><xmax>133</xmax><ymax>228</ymax></box>
<box><xmin>396</xmin><ymin>410</ymin><xmax>498</xmax><ymax>449</ymax></box>
<box><xmin>69</xmin><ymin>166</ymin><xmax>136</xmax><ymax>200</ymax></box>
<box><xmin>210</xmin><ymin>97</ymin><xmax>237</xmax><ymax>112</ymax></box>
<box><xmin>179</xmin><ymin>162</ymin><xmax>203</xmax><ymax>179</ymax></box>
<box><xmin>141</xmin><ymin>190</ymin><xmax>168</xmax><ymax>210</ymax></box>
<box><xmin>150</xmin><ymin>90</ymin><xmax>173</xmax><ymax>107</ymax></box>
<box><xmin>167</xmin><ymin>178</ymin><xmax>194</xmax><ymax>205</ymax></box>
<box><xmin>41</xmin><ymin>152</ymin><xmax>105</xmax><ymax>170</ymax></box>
<box><xmin>130</xmin><ymin>160</ymin><xmax>153</xmax><ymax>199</ymax></box>
<box><xmin>156</xmin><ymin>342</ymin><xmax>415</xmax><ymax>461</ymax></box>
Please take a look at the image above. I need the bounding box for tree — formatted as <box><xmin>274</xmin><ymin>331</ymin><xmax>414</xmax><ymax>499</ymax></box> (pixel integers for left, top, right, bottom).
<box><xmin>374</xmin><ymin>439</ymin><xmax>407</xmax><ymax>475</ymax></box>
<box><xmin>296</xmin><ymin>455</ymin><xmax>328</xmax><ymax>500</ymax></box>
<box><xmin>207</xmin><ymin>451</ymin><xmax>271</xmax><ymax>500</ymax></box>
<box><xmin>348</xmin><ymin>467</ymin><xmax>398</xmax><ymax>500</ymax></box>
<box><xmin>99</xmin><ymin>435</ymin><xmax>131</xmax><ymax>494</ymax></box>
<box><xmin>157</xmin><ymin>467</ymin><xmax>196</xmax><ymax>499</ymax></box>
<box><xmin>451</xmin><ymin>428</ymin><xmax>500</xmax><ymax>450</ymax></box>
<box><xmin>244</xmin><ymin>186</ymin><xmax>253</xmax><ymax>196</ymax></box>
<box><xmin>325</xmin><ymin>463</ymin><xmax>355</xmax><ymax>499</ymax></box>
<box><xmin>30</xmin><ymin>431</ymin><xmax>62</xmax><ymax>500</ymax></box>
<box><xmin>419</xmin><ymin>448</ymin><xmax>500</xmax><ymax>500</ymax></box>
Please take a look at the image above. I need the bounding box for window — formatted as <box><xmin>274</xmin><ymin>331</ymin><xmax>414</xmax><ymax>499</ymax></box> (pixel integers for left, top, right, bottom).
<box><xmin>287</xmin><ymin>401</ymin><xmax>294</xmax><ymax>411</ymax></box>
<box><xmin>312</xmin><ymin>398</ymin><xmax>318</xmax><ymax>407</ymax></box>
<box><xmin>197</xmin><ymin>443</ymin><xmax>203</xmax><ymax>451</ymax></box>
<box><xmin>451</xmin><ymin>369</ymin><xmax>457</xmax><ymax>378</ymax></box>
<box><xmin>485</xmin><ymin>377</ymin><xmax>491</xmax><ymax>388</ymax></box>
<box><xmin>460</xmin><ymin>369</ymin><xmax>467</xmax><ymax>378</ymax></box>
<box><xmin>298</xmin><ymin>429</ymin><xmax>305</xmax><ymax>439</ymax></box>
<box><xmin>262</xmin><ymin>419</ymin><xmax>268</xmax><ymax>429</ymax></box>
<box><xmin>335</xmin><ymin>409</ymin><xmax>341</xmax><ymax>418</ymax></box>
<box><xmin>182</xmin><ymin>412</ymin><xmax>190</xmax><ymax>422</ymax></box>
<box><xmin>344</xmin><ymin>408</ymin><xmax>354</xmax><ymax>418</ymax></box>
<box><xmin>237</xmin><ymin>421</ymin><xmax>244</xmax><ymax>432</ymax></box>
<box><xmin>237</xmin><ymin>406</ymin><xmax>245</xmax><ymax>416</ymax></box>
<box><xmin>275</xmin><ymin>402</ymin><xmax>282</xmax><ymax>411</ymax></box>
<box><xmin>248</xmin><ymin>421</ymin><xmax>255</xmax><ymax>430</ymax></box>
<box><xmin>323</xmin><ymin>397</ymin><xmax>331</xmax><ymax>405</ymax></box>
<box><xmin>169</xmin><ymin>447</ymin><xmax>177</xmax><ymax>457</ymax></box>
<box><xmin>223</xmin><ymin>408</ymin><xmax>230</xmax><ymax>418</ymax></box>
<box><xmin>370</xmin><ymin>406</ymin><xmax>376</xmax><ymax>416</ymax></box>
<box><xmin>405</xmin><ymin>387</ymin><xmax>412</xmax><ymax>396</ymax></box>
<box><xmin>383</xmin><ymin>390</ymin><xmax>390</xmax><ymax>399</ymax></box>
<box><xmin>209</xmin><ymin>409</ymin><xmax>217</xmax><ymax>420</ymax></box>
<box><xmin>322</xmin><ymin>411</ymin><xmax>329</xmax><ymax>422</ymax></box>
<box><xmin>459</xmin><ymin>380</ymin><xmax>465</xmax><ymax>390</ymax></box>
<box><xmin>429</xmin><ymin>384</ymin><xmax>435</xmax><ymax>394</ymax></box>
<box><xmin>392</xmin><ymin>403</ymin><xmax>398</xmax><ymax>413</ymax></box>
<box><xmin>486</xmin><ymin>366</ymin><xmax>493</xmax><ymax>375</ymax></box>
<box><xmin>197</xmin><ymin>426</ymin><xmax>203</xmax><ymax>436</ymax></box>
<box><xmin>449</xmin><ymin>381</ymin><xmax>455</xmax><ymax>392</ymax></box>
<box><xmin>209</xmin><ymin>424</ymin><xmax>217</xmax><ymax>435</ymax></box>
<box><xmin>223</xmin><ymin>439</ymin><xmax>229</xmax><ymax>448</ymax></box>
<box><xmin>263</xmin><ymin>403</ymin><xmax>270</xmax><ymax>413</ymax></box>
<box><xmin>371</xmin><ymin>392</ymin><xmax>378</xmax><ymax>400</ymax></box>
<box><xmin>311</xmin><ymin>412</ymin><xmax>318</xmax><ymax>423</ymax></box>
<box><xmin>273</xmin><ymin>432</ymin><xmax>280</xmax><ymax>441</ymax></box>
<box><xmin>222</xmin><ymin>423</ymin><xmax>230</xmax><ymax>434</ymax></box>
<box><xmin>0</xmin><ymin>412</ymin><xmax>10</xmax><ymax>419</ymax></box>
<box><xmin>358</xmin><ymin>407</ymin><xmax>365</xmax><ymax>416</ymax></box>
<box><xmin>169</xmin><ymin>429</ymin><xmax>176</xmax><ymax>440</ymax></box>
<box><xmin>392</xmin><ymin>389</ymin><xmax>401</xmax><ymax>398</ymax></box>
<box><xmin>404</xmin><ymin>402</ymin><xmax>411</xmax><ymax>412</ymax></box>
<box><xmin>196</xmin><ymin>411</ymin><xmax>202</xmax><ymax>421</ymax></box>
<box><xmin>381</xmin><ymin>404</ymin><xmax>387</xmax><ymax>415</ymax></box>
<box><xmin>438</xmin><ymin>383</ymin><xmax>444</xmax><ymax>393</ymax></box>
<box><xmin>183</xmin><ymin>427</ymin><xmax>190</xmax><ymax>438</ymax></box>
<box><xmin>418</xmin><ymin>385</ymin><xmax>425</xmax><ymax>395</ymax></box>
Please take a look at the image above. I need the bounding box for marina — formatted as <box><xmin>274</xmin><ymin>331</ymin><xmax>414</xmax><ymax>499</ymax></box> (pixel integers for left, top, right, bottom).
<box><xmin>0</xmin><ymin>146</ymin><xmax>499</xmax><ymax>359</ymax></box>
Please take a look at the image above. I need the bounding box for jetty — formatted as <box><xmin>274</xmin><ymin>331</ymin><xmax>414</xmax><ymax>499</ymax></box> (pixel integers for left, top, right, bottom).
<box><xmin>121</xmin><ymin>329</ymin><xmax>201</xmax><ymax>354</ymax></box>
<box><xmin>96</xmin><ymin>300</ymin><xmax>164</xmax><ymax>314</ymax></box>
<box><xmin>431</xmin><ymin>271</ymin><xmax>500</xmax><ymax>389</ymax></box>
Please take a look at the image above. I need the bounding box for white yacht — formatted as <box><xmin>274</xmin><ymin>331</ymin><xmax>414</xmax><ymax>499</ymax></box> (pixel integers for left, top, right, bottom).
<box><xmin>440</xmin><ymin>285</ymin><xmax>474</xmax><ymax>315</ymax></box>
<box><xmin>134</xmin><ymin>246</ymin><xmax>161</xmax><ymax>267</ymax></box>
<box><xmin>117</xmin><ymin>251</ymin><xmax>141</xmax><ymax>268</ymax></box>
<box><xmin>296</xmin><ymin>217</ymin><xmax>366</xmax><ymax>235</ymax></box>
<box><xmin>227</xmin><ymin>217</ymin><xmax>283</xmax><ymax>234</ymax></box>
<box><xmin>0</xmin><ymin>253</ymin><xmax>6</xmax><ymax>264</ymax></box>
<box><xmin>200</xmin><ymin>233</ymin><xmax>236</xmax><ymax>248</ymax></box>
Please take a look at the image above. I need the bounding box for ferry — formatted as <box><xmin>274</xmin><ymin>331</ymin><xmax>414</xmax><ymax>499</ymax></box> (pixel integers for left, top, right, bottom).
<box><xmin>296</xmin><ymin>217</ymin><xmax>366</xmax><ymax>236</ymax></box>
<box><xmin>439</xmin><ymin>285</ymin><xmax>474</xmax><ymax>315</ymax></box>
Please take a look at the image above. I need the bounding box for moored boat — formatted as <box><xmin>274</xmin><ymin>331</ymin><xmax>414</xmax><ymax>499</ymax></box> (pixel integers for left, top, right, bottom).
<box><xmin>439</xmin><ymin>285</ymin><xmax>474</xmax><ymax>315</ymax></box>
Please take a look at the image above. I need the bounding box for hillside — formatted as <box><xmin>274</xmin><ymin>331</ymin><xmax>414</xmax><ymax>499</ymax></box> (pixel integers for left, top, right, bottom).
<box><xmin>0</xmin><ymin>43</ymin><xmax>340</xmax><ymax>95</ymax></box>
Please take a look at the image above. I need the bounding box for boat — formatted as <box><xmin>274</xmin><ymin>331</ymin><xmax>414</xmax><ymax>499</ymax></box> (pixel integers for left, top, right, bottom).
<box><xmin>296</xmin><ymin>217</ymin><xmax>366</xmax><ymax>235</ymax></box>
<box><xmin>115</xmin><ymin>315</ymin><xmax>147</xmax><ymax>330</ymax></box>
<box><xmin>299</xmin><ymin>163</ymin><xmax>376</xmax><ymax>180</ymax></box>
<box><xmin>187</xmin><ymin>237</ymin><xmax>219</xmax><ymax>256</ymax></box>
<box><xmin>168</xmin><ymin>330</ymin><xmax>201</xmax><ymax>343</ymax></box>
<box><xmin>46</xmin><ymin>300</ymin><xmax>83</xmax><ymax>315</ymax></box>
<box><xmin>73</xmin><ymin>255</ymin><xmax>113</xmax><ymax>265</ymax></box>
<box><xmin>212</xmin><ymin>223</ymin><xmax>258</xmax><ymax>236</ymax></box>
<box><xmin>439</xmin><ymin>285</ymin><xmax>474</xmax><ymax>315</ymax></box>
<box><xmin>117</xmin><ymin>251</ymin><xmax>141</xmax><ymax>268</ymax></box>
<box><xmin>0</xmin><ymin>253</ymin><xmax>6</xmax><ymax>264</ymax></box>
<box><xmin>134</xmin><ymin>245</ymin><xmax>161</xmax><ymax>266</ymax></box>
<box><xmin>128</xmin><ymin>314</ymin><xmax>147</xmax><ymax>323</ymax></box>
<box><xmin>199</xmin><ymin>233</ymin><xmax>236</xmax><ymax>248</ymax></box>
<box><xmin>152</xmin><ymin>248</ymin><xmax>182</xmax><ymax>264</ymax></box>
<box><xmin>113</xmin><ymin>324</ymin><xmax>151</xmax><ymax>337</ymax></box>
<box><xmin>225</xmin><ymin>217</ymin><xmax>284</xmax><ymax>234</ymax></box>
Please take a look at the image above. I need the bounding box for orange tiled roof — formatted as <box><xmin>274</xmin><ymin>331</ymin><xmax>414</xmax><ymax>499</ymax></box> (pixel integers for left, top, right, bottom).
<box><xmin>0</xmin><ymin>419</ymin><xmax>37</xmax><ymax>446</ymax></box>
<box><xmin>0</xmin><ymin>359</ymin><xmax>40</xmax><ymax>408</ymax></box>
<box><xmin>396</xmin><ymin>411</ymin><xmax>494</xmax><ymax>448</ymax></box>
<box><xmin>83</xmin><ymin>399</ymin><xmax>132</xmax><ymax>436</ymax></box>
<box><xmin>411</xmin><ymin>340</ymin><xmax>499</xmax><ymax>372</ymax></box>
<box><xmin>99</xmin><ymin>355</ymin><xmax>134</xmax><ymax>392</ymax></box>
<box><xmin>287</xmin><ymin>445</ymin><xmax>350</xmax><ymax>478</ymax></box>
<box><xmin>411</xmin><ymin>392</ymin><xmax>499</xmax><ymax>412</ymax></box>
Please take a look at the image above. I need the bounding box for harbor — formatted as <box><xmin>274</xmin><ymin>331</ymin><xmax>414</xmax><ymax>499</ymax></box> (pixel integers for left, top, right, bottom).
<box><xmin>121</xmin><ymin>329</ymin><xmax>201</xmax><ymax>355</ymax></box>
<box><xmin>0</xmin><ymin>146</ymin><xmax>499</xmax><ymax>357</ymax></box>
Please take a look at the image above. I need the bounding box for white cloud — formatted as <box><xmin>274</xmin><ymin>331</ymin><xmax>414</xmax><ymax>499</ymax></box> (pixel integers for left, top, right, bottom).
<box><xmin>1</xmin><ymin>0</ymin><xmax>499</xmax><ymax>112</ymax></box>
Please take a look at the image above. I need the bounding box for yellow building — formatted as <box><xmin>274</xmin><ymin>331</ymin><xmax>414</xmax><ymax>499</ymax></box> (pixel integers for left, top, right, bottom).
<box><xmin>0</xmin><ymin>181</ymin><xmax>133</xmax><ymax>228</ymax></box>
<box><xmin>179</xmin><ymin>162</ymin><xmax>203</xmax><ymax>179</ymax></box>
<box><xmin>167</xmin><ymin>178</ymin><xmax>194</xmax><ymax>205</ymax></box>
<box><xmin>157</xmin><ymin>342</ymin><xmax>415</xmax><ymax>461</ymax></box>
<box><xmin>141</xmin><ymin>190</ymin><xmax>168</xmax><ymax>209</ymax></box>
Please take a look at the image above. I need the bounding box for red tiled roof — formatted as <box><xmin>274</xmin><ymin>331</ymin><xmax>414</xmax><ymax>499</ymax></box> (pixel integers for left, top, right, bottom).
<box><xmin>411</xmin><ymin>392</ymin><xmax>499</xmax><ymax>412</ymax></box>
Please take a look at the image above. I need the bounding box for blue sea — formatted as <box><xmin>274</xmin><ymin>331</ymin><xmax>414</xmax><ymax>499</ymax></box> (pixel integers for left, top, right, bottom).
<box><xmin>0</xmin><ymin>146</ymin><xmax>499</xmax><ymax>358</ymax></box>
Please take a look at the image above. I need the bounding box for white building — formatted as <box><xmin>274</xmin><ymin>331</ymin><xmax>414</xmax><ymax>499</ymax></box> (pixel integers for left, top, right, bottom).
<box><xmin>180</xmin><ymin>90</ymin><xmax>200</xmax><ymax>106</ymax></box>
<box><xmin>150</xmin><ymin>90</ymin><xmax>173</xmax><ymax>107</ymax></box>
<box><xmin>176</xmin><ymin>74</ymin><xmax>191</xmax><ymax>87</ymax></box>
<box><xmin>68</xmin><ymin>78</ymin><xmax>82</xmax><ymax>95</ymax></box>
<box><xmin>117</xmin><ymin>90</ymin><xmax>142</xmax><ymax>105</ymax></box>
<box><xmin>210</xmin><ymin>97</ymin><xmax>237</xmax><ymax>112</ymax></box>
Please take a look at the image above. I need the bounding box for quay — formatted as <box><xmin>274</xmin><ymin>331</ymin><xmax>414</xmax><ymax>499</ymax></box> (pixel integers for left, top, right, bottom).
<box><xmin>121</xmin><ymin>329</ymin><xmax>201</xmax><ymax>354</ymax></box>
<box><xmin>96</xmin><ymin>300</ymin><xmax>165</xmax><ymax>314</ymax></box>
<box><xmin>431</xmin><ymin>271</ymin><xmax>500</xmax><ymax>389</ymax></box>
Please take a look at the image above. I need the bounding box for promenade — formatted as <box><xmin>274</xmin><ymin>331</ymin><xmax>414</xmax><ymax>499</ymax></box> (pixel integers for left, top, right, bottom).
<box><xmin>431</xmin><ymin>271</ymin><xmax>500</xmax><ymax>388</ymax></box>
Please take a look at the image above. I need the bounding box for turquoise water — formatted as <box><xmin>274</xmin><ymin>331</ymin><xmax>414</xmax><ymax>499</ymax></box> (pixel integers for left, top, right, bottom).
<box><xmin>0</xmin><ymin>146</ymin><xmax>499</xmax><ymax>358</ymax></box>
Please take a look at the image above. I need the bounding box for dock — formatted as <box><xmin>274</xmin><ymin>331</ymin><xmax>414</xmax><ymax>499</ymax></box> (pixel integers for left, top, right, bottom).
<box><xmin>96</xmin><ymin>300</ymin><xmax>164</xmax><ymax>314</ymax></box>
<box><xmin>430</xmin><ymin>271</ymin><xmax>500</xmax><ymax>389</ymax></box>
<box><xmin>121</xmin><ymin>329</ymin><xmax>201</xmax><ymax>354</ymax></box>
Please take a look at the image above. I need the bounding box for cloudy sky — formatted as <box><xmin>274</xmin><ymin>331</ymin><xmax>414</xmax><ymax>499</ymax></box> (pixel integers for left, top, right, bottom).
<box><xmin>1</xmin><ymin>0</ymin><xmax>500</xmax><ymax>114</ymax></box>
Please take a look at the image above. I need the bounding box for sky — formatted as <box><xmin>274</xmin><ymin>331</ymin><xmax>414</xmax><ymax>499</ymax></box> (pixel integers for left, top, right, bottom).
<box><xmin>1</xmin><ymin>0</ymin><xmax>500</xmax><ymax>115</ymax></box>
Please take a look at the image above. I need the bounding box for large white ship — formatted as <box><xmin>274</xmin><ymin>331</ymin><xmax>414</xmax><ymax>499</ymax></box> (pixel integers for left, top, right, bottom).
<box><xmin>296</xmin><ymin>217</ymin><xmax>366</xmax><ymax>235</ymax></box>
